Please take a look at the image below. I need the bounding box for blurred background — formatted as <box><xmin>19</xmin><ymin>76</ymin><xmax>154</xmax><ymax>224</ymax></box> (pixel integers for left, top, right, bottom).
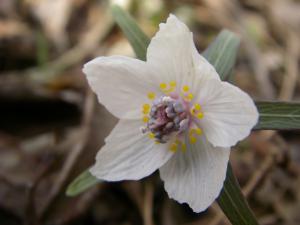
<box><xmin>0</xmin><ymin>0</ymin><xmax>300</xmax><ymax>224</ymax></box>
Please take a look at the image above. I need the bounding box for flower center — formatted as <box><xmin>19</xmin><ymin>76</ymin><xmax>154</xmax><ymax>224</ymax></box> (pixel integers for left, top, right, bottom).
<box><xmin>142</xmin><ymin>96</ymin><xmax>189</xmax><ymax>143</ymax></box>
<box><xmin>141</xmin><ymin>81</ymin><xmax>205</xmax><ymax>152</ymax></box>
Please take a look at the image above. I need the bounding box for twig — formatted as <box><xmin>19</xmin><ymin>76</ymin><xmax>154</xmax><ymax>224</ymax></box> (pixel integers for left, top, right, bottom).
<box><xmin>8</xmin><ymin>5</ymin><xmax>114</xmax><ymax>85</ymax></box>
<box><xmin>38</xmin><ymin>88</ymin><xmax>95</xmax><ymax>222</ymax></box>
<box><xmin>143</xmin><ymin>181</ymin><xmax>155</xmax><ymax>225</ymax></box>
<box><xmin>25</xmin><ymin>158</ymin><xmax>56</xmax><ymax>225</ymax></box>
<box><xmin>242</xmin><ymin>154</ymin><xmax>275</xmax><ymax>197</ymax></box>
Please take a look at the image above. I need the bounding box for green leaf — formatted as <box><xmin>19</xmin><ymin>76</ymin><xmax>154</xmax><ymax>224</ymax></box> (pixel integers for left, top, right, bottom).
<box><xmin>66</xmin><ymin>170</ymin><xmax>99</xmax><ymax>197</ymax></box>
<box><xmin>203</xmin><ymin>29</ymin><xmax>240</xmax><ymax>80</ymax></box>
<box><xmin>111</xmin><ymin>5</ymin><xmax>150</xmax><ymax>60</ymax></box>
<box><xmin>217</xmin><ymin>164</ymin><xmax>259</xmax><ymax>225</ymax></box>
<box><xmin>255</xmin><ymin>101</ymin><xmax>300</xmax><ymax>130</ymax></box>
<box><xmin>204</xmin><ymin>30</ymin><xmax>259</xmax><ymax>225</ymax></box>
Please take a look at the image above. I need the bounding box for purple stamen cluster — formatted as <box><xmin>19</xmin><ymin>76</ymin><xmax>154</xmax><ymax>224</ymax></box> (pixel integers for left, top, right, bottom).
<box><xmin>142</xmin><ymin>96</ymin><xmax>189</xmax><ymax>143</ymax></box>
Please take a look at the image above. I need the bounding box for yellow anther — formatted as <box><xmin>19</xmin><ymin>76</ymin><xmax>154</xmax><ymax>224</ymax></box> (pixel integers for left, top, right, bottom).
<box><xmin>182</xmin><ymin>85</ymin><xmax>190</xmax><ymax>92</ymax></box>
<box><xmin>181</xmin><ymin>143</ymin><xmax>187</xmax><ymax>152</ymax></box>
<box><xmin>190</xmin><ymin>103</ymin><xmax>204</xmax><ymax>119</ymax></box>
<box><xmin>143</xmin><ymin>104</ymin><xmax>150</xmax><ymax>110</ymax></box>
<box><xmin>197</xmin><ymin>112</ymin><xmax>204</xmax><ymax>119</ymax></box>
<box><xmin>147</xmin><ymin>92</ymin><xmax>156</xmax><ymax>100</ymax></box>
<box><xmin>170</xmin><ymin>81</ymin><xmax>177</xmax><ymax>87</ymax></box>
<box><xmin>160</xmin><ymin>83</ymin><xmax>167</xmax><ymax>90</ymax></box>
<box><xmin>142</xmin><ymin>104</ymin><xmax>150</xmax><ymax>114</ymax></box>
<box><xmin>169</xmin><ymin>142</ymin><xmax>178</xmax><ymax>152</ymax></box>
<box><xmin>148</xmin><ymin>132</ymin><xmax>155</xmax><ymax>139</ymax></box>
<box><xmin>190</xmin><ymin>108</ymin><xmax>196</xmax><ymax>115</ymax></box>
<box><xmin>189</xmin><ymin>128</ymin><xmax>202</xmax><ymax>144</ymax></box>
<box><xmin>155</xmin><ymin>141</ymin><xmax>160</xmax><ymax>144</ymax></box>
<box><xmin>190</xmin><ymin>128</ymin><xmax>203</xmax><ymax>136</ymax></box>
<box><xmin>143</xmin><ymin>116</ymin><xmax>149</xmax><ymax>123</ymax></box>
<box><xmin>190</xmin><ymin>136</ymin><xmax>197</xmax><ymax>144</ymax></box>
<box><xmin>195</xmin><ymin>128</ymin><xmax>202</xmax><ymax>135</ymax></box>
<box><xmin>194</xmin><ymin>103</ymin><xmax>201</xmax><ymax>111</ymax></box>
<box><xmin>187</xmin><ymin>93</ymin><xmax>194</xmax><ymax>101</ymax></box>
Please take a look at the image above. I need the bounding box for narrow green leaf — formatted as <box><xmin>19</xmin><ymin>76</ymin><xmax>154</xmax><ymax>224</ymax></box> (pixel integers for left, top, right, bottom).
<box><xmin>111</xmin><ymin>5</ymin><xmax>150</xmax><ymax>60</ymax></box>
<box><xmin>254</xmin><ymin>101</ymin><xmax>300</xmax><ymax>130</ymax></box>
<box><xmin>36</xmin><ymin>30</ymin><xmax>49</xmax><ymax>67</ymax></box>
<box><xmin>66</xmin><ymin>170</ymin><xmax>99</xmax><ymax>197</ymax></box>
<box><xmin>205</xmin><ymin>30</ymin><xmax>259</xmax><ymax>225</ymax></box>
<box><xmin>217</xmin><ymin>165</ymin><xmax>259</xmax><ymax>225</ymax></box>
<box><xmin>203</xmin><ymin>29</ymin><xmax>240</xmax><ymax>80</ymax></box>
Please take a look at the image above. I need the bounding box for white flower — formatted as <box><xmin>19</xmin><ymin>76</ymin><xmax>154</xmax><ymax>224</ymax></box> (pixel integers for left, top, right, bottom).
<box><xmin>83</xmin><ymin>14</ymin><xmax>258</xmax><ymax>213</ymax></box>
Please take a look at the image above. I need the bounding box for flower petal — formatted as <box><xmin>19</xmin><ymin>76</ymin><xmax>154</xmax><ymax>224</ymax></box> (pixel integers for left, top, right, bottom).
<box><xmin>90</xmin><ymin>119</ymin><xmax>174</xmax><ymax>181</ymax></box>
<box><xmin>83</xmin><ymin>56</ymin><xmax>159</xmax><ymax>119</ymax></box>
<box><xmin>146</xmin><ymin>14</ymin><xmax>220</xmax><ymax>91</ymax></box>
<box><xmin>194</xmin><ymin>79</ymin><xmax>258</xmax><ymax>147</ymax></box>
<box><xmin>159</xmin><ymin>135</ymin><xmax>230</xmax><ymax>213</ymax></box>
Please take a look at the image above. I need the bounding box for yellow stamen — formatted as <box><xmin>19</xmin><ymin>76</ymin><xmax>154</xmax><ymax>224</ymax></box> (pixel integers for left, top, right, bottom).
<box><xmin>170</xmin><ymin>142</ymin><xmax>178</xmax><ymax>152</ymax></box>
<box><xmin>195</xmin><ymin>128</ymin><xmax>202</xmax><ymax>135</ymax></box>
<box><xmin>143</xmin><ymin>104</ymin><xmax>150</xmax><ymax>110</ymax></box>
<box><xmin>147</xmin><ymin>92</ymin><xmax>156</xmax><ymax>100</ymax></box>
<box><xmin>170</xmin><ymin>81</ymin><xmax>177</xmax><ymax>87</ymax></box>
<box><xmin>142</xmin><ymin>104</ymin><xmax>150</xmax><ymax>114</ymax></box>
<box><xmin>194</xmin><ymin>103</ymin><xmax>201</xmax><ymax>111</ymax></box>
<box><xmin>187</xmin><ymin>93</ymin><xmax>194</xmax><ymax>101</ymax></box>
<box><xmin>148</xmin><ymin>132</ymin><xmax>155</xmax><ymax>139</ymax></box>
<box><xmin>181</xmin><ymin>92</ymin><xmax>194</xmax><ymax>102</ymax></box>
<box><xmin>143</xmin><ymin>116</ymin><xmax>149</xmax><ymax>123</ymax></box>
<box><xmin>190</xmin><ymin>108</ymin><xmax>195</xmax><ymax>115</ymax></box>
<box><xmin>189</xmin><ymin>128</ymin><xmax>202</xmax><ymax>144</ymax></box>
<box><xmin>181</xmin><ymin>143</ymin><xmax>187</xmax><ymax>152</ymax></box>
<box><xmin>190</xmin><ymin>136</ymin><xmax>197</xmax><ymax>144</ymax></box>
<box><xmin>197</xmin><ymin>112</ymin><xmax>204</xmax><ymax>119</ymax></box>
<box><xmin>182</xmin><ymin>85</ymin><xmax>189</xmax><ymax>92</ymax></box>
<box><xmin>160</xmin><ymin>83</ymin><xmax>167</xmax><ymax>90</ymax></box>
<box><xmin>190</xmin><ymin>103</ymin><xmax>204</xmax><ymax>119</ymax></box>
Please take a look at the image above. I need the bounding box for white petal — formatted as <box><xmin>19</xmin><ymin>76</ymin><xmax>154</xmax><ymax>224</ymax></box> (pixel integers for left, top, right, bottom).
<box><xmin>146</xmin><ymin>14</ymin><xmax>220</xmax><ymax>90</ymax></box>
<box><xmin>83</xmin><ymin>56</ymin><xmax>159</xmax><ymax>119</ymax></box>
<box><xmin>194</xmin><ymin>79</ymin><xmax>258</xmax><ymax>147</ymax></box>
<box><xmin>159</xmin><ymin>135</ymin><xmax>230</xmax><ymax>213</ymax></box>
<box><xmin>90</xmin><ymin>120</ymin><xmax>174</xmax><ymax>181</ymax></box>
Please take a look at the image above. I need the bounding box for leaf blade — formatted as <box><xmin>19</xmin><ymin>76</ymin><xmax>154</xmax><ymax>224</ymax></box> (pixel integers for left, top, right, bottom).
<box><xmin>203</xmin><ymin>29</ymin><xmax>240</xmax><ymax>80</ymax></box>
<box><xmin>111</xmin><ymin>5</ymin><xmax>150</xmax><ymax>60</ymax></box>
<box><xmin>204</xmin><ymin>30</ymin><xmax>259</xmax><ymax>225</ymax></box>
<box><xmin>255</xmin><ymin>101</ymin><xmax>300</xmax><ymax>130</ymax></box>
<box><xmin>66</xmin><ymin>170</ymin><xmax>99</xmax><ymax>197</ymax></box>
<box><xmin>217</xmin><ymin>165</ymin><xmax>259</xmax><ymax>225</ymax></box>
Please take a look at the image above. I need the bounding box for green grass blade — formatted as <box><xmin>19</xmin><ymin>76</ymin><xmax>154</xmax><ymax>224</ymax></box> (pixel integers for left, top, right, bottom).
<box><xmin>204</xmin><ymin>30</ymin><xmax>259</xmax><ymax>225</ymax></box>
<box><xmin>111</xmin><ymin>5</ymin><xmax>150</xmax><ymax>60</ymax></box>
<box><xmin>66</xmin><ymin>170</ymin><xmax>99</xmax><ymax>197</ymax></box>
<box><xmin>203</xmin><ymin>29</ymin><xmax>240</xmax><ymax>80</ymax></box>
<box><xmin>217</xmin><ymin>164</ymin><xmax>259</xmax><ymax>225</ymax></box>
<box><xmin>255</xmin><ymin>101</ymin><xmax>300</xmax><ymax>130</ymax></box>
